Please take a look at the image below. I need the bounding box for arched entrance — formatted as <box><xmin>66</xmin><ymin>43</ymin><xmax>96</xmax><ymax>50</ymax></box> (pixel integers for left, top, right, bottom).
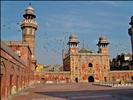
<box><xmin>88</xmin><ymin>76</ymin><xmax>94</xmax><ymax>82</ymax></box>
<box><xmin>75</xmin><ymin>77</ymin><xmax>78</xmax><ymax>83</ymax></box>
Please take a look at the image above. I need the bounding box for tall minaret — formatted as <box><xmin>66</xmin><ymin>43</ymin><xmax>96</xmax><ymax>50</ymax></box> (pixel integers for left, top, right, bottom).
<box><xmin>128</xmin><ymin>16</ymin><xmax>133</xmax><ymax>59</ymax></box>
<box><xmin>67</xmin><ymin>35</ymin><xmax>79</xmax><ymax>55</ymax></box>
<box><xmin>97</xmin><ymin>36</ymin><xmax>110</xmax><ymax>82</ymax></box>
<box><xmin>67</xmin><ymin>35</ymin><xmax>79</xmax><ymax>83</ymax></box>
<box><xmin>21</xmin><ymin>4</ymin><xmax>37</xmax><ymax>60</ymax></box>
<box><xmin>97</xmin><ymin>36</ymin><xmax>109</xmax><ymax>55</ymax></box>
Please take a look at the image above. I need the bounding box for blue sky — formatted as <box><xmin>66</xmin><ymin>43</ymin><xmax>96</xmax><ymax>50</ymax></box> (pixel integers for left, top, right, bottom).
<box><xmin>1</xmin><ymin>1</ymin><xmax>133</xmax><ymax>65</ymax></box>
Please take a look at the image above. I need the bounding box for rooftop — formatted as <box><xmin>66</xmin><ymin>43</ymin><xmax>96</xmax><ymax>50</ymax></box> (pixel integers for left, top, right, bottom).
<box><xmin>79</xmin><ymin>47</ymin><xmax>93</xmax><ymax>53</ymax></box>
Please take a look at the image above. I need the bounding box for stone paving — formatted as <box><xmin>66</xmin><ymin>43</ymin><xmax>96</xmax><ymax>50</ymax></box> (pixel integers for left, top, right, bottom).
<box><xmin>10</xmin><ymin>83</ymin><xmax>133</xmax><ymax>100</ymax></box>
<box><xmin>93</xmin><ymin>82</ymin><xmax>133</xmax><ymax>87</ymax></box>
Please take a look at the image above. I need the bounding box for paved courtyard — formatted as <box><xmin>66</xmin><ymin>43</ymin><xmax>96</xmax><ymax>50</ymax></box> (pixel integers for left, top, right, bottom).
<box><xmin>10</xmin><ymin>83</ymin><xmax>133</xmax><ymax>100</ymax></box>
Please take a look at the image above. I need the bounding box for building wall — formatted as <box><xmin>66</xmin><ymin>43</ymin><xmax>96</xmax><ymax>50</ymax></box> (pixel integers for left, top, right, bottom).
<box><xmin>109</xmin><ymin>71</ymin><xmax>133</xmax><ymax>83</ymax></box>
<box><xmin>78</xmin><ymin>54</ymin><xmax>101</xmax><ymax>83</ymax></box>
<box><xmin>69</xmin><ymin>53</ymin><xmax>110</xmax><ymax>83</ymax></box>
<box><xmin>0</xmin><ymin>42</ymin><xmax>34</xmax><ymax>100</ymax></box>
<box><xmin>7</xmin><ymin>42</ymin><xmax>34</xmax><ymax>71</ymax></box>
<box><xmin>34</xmin><ymin>71</ymin><xmax>71</xmax><ymax>84</ymax></box>
<box><xmin>63</xmin><ymin>51</ymin><xmax>133</xmax><ymax>83</ymax></box>
<box><xmin>63</xmin><ymin>35</ymin><xmax>110</xmax><ymax>83</ymax></box>
<box><xmin>70</xmin><ymin>54</ymin><xmax>79</xmax><ymax>83</ymax></box>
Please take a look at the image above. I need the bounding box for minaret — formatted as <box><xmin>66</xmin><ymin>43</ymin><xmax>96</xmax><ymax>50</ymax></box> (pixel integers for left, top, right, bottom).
<box><xmin>21</xmin><ymin>4</ymin><xmax>37</xmax><ymax>60</ymax></box>
<box><xmin>128</xmin><ymin>16</ymin><xmax>133</xmax><ymax>59</ymax></box>
<box><xmin>67</xmin><ymin>34</ymin><xmax>79</xmax><ymax>83</ymax></box>
<box><xmin>97</xmin><ymin>36</ymin><xmax>109</xmax><ymax>55</ymax></box>
<box><xmin>97</xmin><ymin>36</ymin><xmax>110</xmax><ymax>82</ymax></box>
<box><xmin>67</xmin><ymin>35</ymin><xmax>79</xmax><ymax>55</ymax></box>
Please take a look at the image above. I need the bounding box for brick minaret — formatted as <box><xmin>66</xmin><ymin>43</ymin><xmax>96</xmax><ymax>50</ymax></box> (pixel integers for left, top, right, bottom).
<box><xmin>97</xmin><ymin>36</ymin><xmax>110</xmax><ymax>82</ymax></box>
<box><xmin>21</xmin><ymin>4</ymin><xmax>37</xmax><ymax>60</ymax></box>
<box><xmin>67</xmin><ymin>35</ymin><xmax>79</xmax><ymax>82</ymax></box>
<box><xmin>128</xmin><ymin>16</ymin><xmax>133</xmax><ymax>60</ymax></box>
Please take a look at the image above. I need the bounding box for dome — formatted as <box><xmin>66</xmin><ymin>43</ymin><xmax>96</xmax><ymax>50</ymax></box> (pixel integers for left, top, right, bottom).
<box><xmin>79</xmin><ymin>48</ymin><xmax>93</xmax><ymax>53</ymax></box>
<box><xmin>69</xmin><ymin>34</ymin><xmax>77</xmax><ymax>39</ymax></box>
<box><xmin>26</xmin><ymin>5</ymin><xmax>34</xmax><ymax>11</ymax></box>
<box><xmin>68</xmin><ymin>34</ymin><xmax>79</xmax><ymax>43</ymax></box>
<box><xmin>23</xmin><ymin>4</ymin><xmax>36</xmax><ymax>18</ymax></box>
<box><xmin>98</xmin><ymin>36</ymin><xmax>109</xmax><ymax>44</ymax></box>
<box><xmin>25</xmin><ymin>5</ymin><xmax>35</xmax><ymax>15</ymax></box>
<box><xmin>99</xmin><ymin>36</ymin><xmax>107</xmax><ymax>41</ymax></box>
<box><xmin>67</xmin><ymin>34</ymin><xmax>79</xmax><ymax>44</ymax></box>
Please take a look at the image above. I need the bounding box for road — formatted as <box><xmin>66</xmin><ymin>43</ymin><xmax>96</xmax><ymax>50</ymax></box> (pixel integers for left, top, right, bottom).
<box><xmin>10</xmin><ymin>83</ymin><xmax>133</xmax><ymax>100</ymax></box>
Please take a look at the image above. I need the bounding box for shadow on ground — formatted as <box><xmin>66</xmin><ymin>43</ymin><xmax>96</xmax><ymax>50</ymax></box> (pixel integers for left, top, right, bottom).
<box><xmin>34</xmin><ymin>89</ymin><xmax>133</xmax><ymax>99</ymax></box>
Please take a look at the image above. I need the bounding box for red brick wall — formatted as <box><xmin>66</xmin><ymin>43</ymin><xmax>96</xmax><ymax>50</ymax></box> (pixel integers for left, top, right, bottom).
<box><xmin>0</xmin><ymin>42</ymin><xmax>34</xmax><ymax>100</ymax></box>
<box><xmin>34</xmin><ymin>72</ymin><xmax>71</xmax><ymax>84</ymax></box>
<box><xmin>109</xmin><ymin>71</ymin><xmax>133</xmax><ymax>83</ymax></box>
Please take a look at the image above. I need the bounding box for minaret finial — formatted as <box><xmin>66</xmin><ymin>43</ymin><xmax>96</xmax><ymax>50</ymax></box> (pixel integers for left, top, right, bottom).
<box><xmin>29</xmin><ymin>2</ymin><xmax>31</xmax><ymax>6</ymax></box>
<box><xmin>100</xmin><ymin>34</ymin><xmax>103</xmax><ymax>38</ymax></box>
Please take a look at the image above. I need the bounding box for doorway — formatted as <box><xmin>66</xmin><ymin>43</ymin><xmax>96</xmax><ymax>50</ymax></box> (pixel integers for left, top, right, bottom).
<box><xmin>88</xmin><ymin>76</ymin><xmax>94</xmax><ymax>82</ymax></box>
<box><xmin>75</xmin><ymin>77</ymin><xmax>78</xmax><ymax>83</ymax></box>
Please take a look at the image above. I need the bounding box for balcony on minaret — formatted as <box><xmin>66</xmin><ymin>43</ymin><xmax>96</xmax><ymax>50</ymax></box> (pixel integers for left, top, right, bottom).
<box><xmin>21</xmin><ymin>19</ymin><xmax>37</xmax><ymax>25</ymax></box>
<box><xmin>21</xmin><ymin>4</ymin><xmax>37</xmax><ymax>30</ymax></box>
<box><xmin>128</xmin><ymin>28</ymin><xmax>133</xmax><ymax>36</ymax></box>
<box><xmin>21</xmin><ymin>19</ymin><xmax>37</xmax><ymax>29</ymax></box>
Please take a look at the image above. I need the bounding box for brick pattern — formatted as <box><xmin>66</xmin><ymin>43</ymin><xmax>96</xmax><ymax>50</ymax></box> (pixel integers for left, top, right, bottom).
<box><xmin>0</xmin><ymin>42</ymin><xmax>34</xmax><ymax>100</ymax></box>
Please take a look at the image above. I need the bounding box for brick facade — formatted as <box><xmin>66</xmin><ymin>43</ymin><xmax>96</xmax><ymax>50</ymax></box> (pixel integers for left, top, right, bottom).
<box><xmin>63</xmin><ymin>35</ymin><xmax>110</xmax><ymax>83</ymax></box>
<box><xmin>109</xmin><ymin>71</ymin><xmax>133</xmax><ymax>83</ymax></box>
<box><xmin>34</xmin><ymin>71</ymin><xmax>70</xmax><ymax>84</ymax></box>
<box><xmin>0</xmin><ymin>4</ymin><xmax>37</xmax><ymax>100</ymax></box>
<box><xmin>1</xmin><ymin>4</ymin><xmax>133</xmax><ymax>100</ymax></box>
<box><xmin>63</xmin><ymin>35</ymin><xmax>133</xmax><ymax>83</ymax></box>
<box><xmin>0</xmin><ymin>42</ymin><xmax>34</xmax><ymax>100</ymax></box>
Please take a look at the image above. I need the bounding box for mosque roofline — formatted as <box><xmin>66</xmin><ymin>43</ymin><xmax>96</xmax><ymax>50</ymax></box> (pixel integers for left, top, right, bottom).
<box><xmin>0</xmin><ymin>41</ymin><xmax>26</xmax><ymax>66</ymax></box>
<box><xmin>3</xmin><ymin>41</ymin><xmax>32</xmax><ymax>55</ymax></box>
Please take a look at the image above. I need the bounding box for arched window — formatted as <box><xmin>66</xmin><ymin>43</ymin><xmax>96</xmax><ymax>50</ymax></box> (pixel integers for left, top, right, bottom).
<box><xmin>88</xmin><ymin>63</ymin><xmax>93</xmax><ymax>67</ymax></box>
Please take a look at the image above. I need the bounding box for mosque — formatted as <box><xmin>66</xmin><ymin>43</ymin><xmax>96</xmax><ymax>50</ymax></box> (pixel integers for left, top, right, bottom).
<box><xmin>0</xmin><ymin>4</ymin><xmax>133</xmax><ymax>100</ymax></box>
